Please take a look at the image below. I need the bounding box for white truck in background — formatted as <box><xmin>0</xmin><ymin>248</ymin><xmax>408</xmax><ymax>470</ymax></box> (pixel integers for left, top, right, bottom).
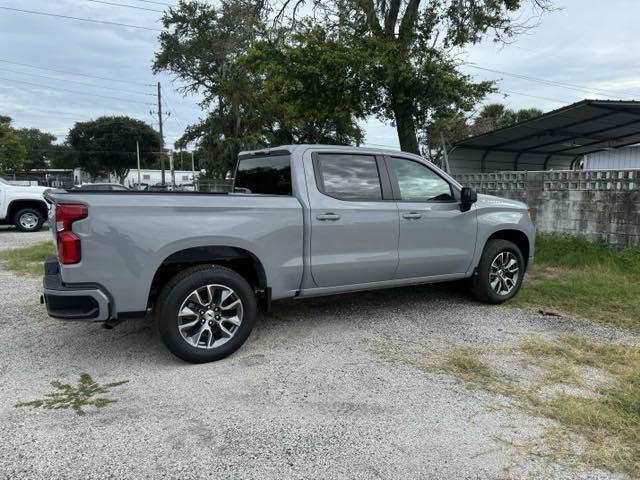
<box><xmin>0</xmin><ymin>177</ymin><xmax>49</xmax><ymax>232</ymax></box>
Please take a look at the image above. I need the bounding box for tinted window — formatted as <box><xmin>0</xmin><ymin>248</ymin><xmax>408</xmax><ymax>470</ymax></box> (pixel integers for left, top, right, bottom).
<box><xmin>235</xmin><ymin>155</ymin><xmax>292</xmax><ymax>195</ymax></box>
<box><xmin>389</xmin><ymin>158</ymin><xmax>453</xmax><ymax>202</ymax></box>
<box><xmin>316</xmin><ymin>154</ymin><xmax>382</xmax><ymax>201</ymax></box>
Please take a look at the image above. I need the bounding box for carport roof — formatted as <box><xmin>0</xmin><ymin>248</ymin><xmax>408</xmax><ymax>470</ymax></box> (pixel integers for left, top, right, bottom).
<box><xmin>453</xmin><ymin>99</ymin><xmax>640</xmax><ymax>157</ymax></box>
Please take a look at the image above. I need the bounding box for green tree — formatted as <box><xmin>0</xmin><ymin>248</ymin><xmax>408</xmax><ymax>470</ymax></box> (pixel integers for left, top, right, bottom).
<box><xmin>67</xmin><ymin>116</ymin><xmax>161</xmax><ymax>182</ymax></box>
<box><xmin>156</xmin><ymin>0</ymin><xmax>551</xmax><ymax>155</ymax></box>
<box><xmin>245</xmin><ymin>24</ymin><xmax>372</xmax><ymax>145</ymax></box>
<box><xmin>155</xmin><ymin>1</ymin><xmax>264</xmax><ymax>175</ymax></box>
<box><xmin>0</xmin><ymin>116</ymin><xmax>27</xmax><ymax>173</ymax></box>
<box><xmin>49</xmin><ymin>144</ymin><xmax>78</xmax><ymax>170</ymax></box>
<box><xmin>471</xmin><ymin>103</ymin><xmax>543</xmax><ymax>135</ymax></box>
<box><xmin>154</xmin><ymin>1</ymin><xmax>371</xmax><ymax>173</ymax></box>
<box><xmin>15</xmin><ymin>128</ymin><xmax>57</xmax><ymax>171</ymax></box>
<box><xmin>423</xmin><ymin>103</ymin><xmax>544</xmax><ymax>167</ymax></box>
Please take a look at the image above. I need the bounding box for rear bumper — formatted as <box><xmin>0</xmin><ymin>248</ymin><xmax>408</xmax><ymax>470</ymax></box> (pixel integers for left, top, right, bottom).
<box><xmin>42</xmin><ymin>255</ymin><xmax>111</xmax><ymax>321</ymax></box>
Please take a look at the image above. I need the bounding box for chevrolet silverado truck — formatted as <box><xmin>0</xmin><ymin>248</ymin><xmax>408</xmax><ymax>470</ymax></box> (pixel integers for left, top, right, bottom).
<box><xmin>0</xmin><ymin>177</ymin><xmax>49</xmax><ymax>232</ymax></box>
<box><xmin>42</xmin><ymin>145</ymin><xmax>535</xmax><ymax>363</ymax></box>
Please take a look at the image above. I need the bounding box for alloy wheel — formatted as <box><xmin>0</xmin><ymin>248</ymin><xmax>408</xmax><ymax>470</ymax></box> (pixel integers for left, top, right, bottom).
<box><xmin>489</xmin><ymin>251</ymin><xmax>520</xmax><ymax>296</ymax></box>
<box><xmin>177</xmin><ymin>284</ymin><xmax>244</xmax><ymax>349</ymax></box>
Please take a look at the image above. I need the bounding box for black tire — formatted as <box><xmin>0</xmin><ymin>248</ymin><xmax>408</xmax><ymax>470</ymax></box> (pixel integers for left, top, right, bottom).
<box><xmin>154</xmin><ymin>264</ymin><xmax>256</xmax><ymax>363</ymax></box>
<box><xmin>13</xmin><ymin>207</ymin><xmax>45</xmax><ymax>232</ymax></box>
<box><xmin>470</xmin><ymin>239</ymin><xmax>525</xmax><ymax>304</ymax></box>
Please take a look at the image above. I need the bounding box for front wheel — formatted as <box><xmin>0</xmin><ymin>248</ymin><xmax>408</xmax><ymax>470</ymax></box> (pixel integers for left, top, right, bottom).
<box><xmin>470</xmin><ymin>239</ymin><xmax>525</xmax><ymax>304</ymax></box>
<box><xmin>14</xmin><ymin>208</ymin><xmax>45</xmax><ymax>232</ymax></box>
<box><xmin>155</xmin><ymin>265</ymin><xmax>257</xmax><ymax>363</ymax></box>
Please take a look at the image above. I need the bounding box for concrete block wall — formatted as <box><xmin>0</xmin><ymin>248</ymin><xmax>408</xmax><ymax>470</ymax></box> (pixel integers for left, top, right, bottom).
<box><xmin>454</xmin><ymin>170</ymin><xmax>640</xmax><ymax>248</ymax></box>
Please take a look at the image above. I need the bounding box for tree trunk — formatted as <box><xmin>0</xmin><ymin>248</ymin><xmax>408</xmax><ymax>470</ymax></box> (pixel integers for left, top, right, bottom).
<box><xmin>393</xmin><ymin>104</ymin><xmax>420</xmax><ymax>154</ymax></box>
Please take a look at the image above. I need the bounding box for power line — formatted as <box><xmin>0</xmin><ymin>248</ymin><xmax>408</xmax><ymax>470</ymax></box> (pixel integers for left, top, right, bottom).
<box><xmin>499</xmin><ymin>89</ymin><xmax>576</xmax><ymax>105</ymax></box>
<box><xmin>0</xmin><ymin>76</ymin><xmax>155</xmax><ymax>106</ymax></box>
<box><xmin>467</xmin><ymin>63</ymin><xmax>640</xmax><ymax>99</ymax></box>
<box><xmin>129</xmin><ymin>0</ymin><xmax>175</xmax><ymax>6</ymax></box>
<box><xmin>0</xmin><ymin>67</ymin><xmax>154</xmax><ymax>97</ymax></box>
<box><xmin>0</xmin><ymin>58</ymin><xmax>154</xmax><ymax>87</ymax></box>
<box><xmin>0</xmin><ymin>5</ymin><xmax>162</xmax><ymax>32</ymax></box>
<box><xmin>87</xmin><ymin>0</ymin><xmax>165</xmax><ymax>13</ymax></box>
<box><xmin>163</xmin><ymin>96</ymin><xmax>186</xmax><ymax>132</ymax></box>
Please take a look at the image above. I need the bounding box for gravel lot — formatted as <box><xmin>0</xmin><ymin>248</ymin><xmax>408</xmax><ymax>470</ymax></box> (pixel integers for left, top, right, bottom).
<box><xmin>0</xmin><ymin>229</ymin><xmax>627</xmax><ymax>480</ymax></box>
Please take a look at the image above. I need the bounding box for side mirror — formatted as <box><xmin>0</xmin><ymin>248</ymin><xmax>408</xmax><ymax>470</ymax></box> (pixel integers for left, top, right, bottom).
<box><xmin>460</xmin><ymin>187</ymin><xmax>477</xmax><ymax>212</ymax></box>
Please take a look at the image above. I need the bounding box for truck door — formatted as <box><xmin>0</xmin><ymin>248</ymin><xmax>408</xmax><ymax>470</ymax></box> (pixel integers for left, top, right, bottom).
<box><xmin>385</xmin><ymin>156</ymin><xmax>477</xmax><ymax>278</ymax></box>
<box><xmin>307</xmin><ymin>151</ymin><xmax>399</xmax><ymax>287</ymax></box>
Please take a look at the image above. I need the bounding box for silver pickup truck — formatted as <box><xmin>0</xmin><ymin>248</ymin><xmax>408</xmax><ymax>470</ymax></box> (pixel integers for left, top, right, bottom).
<box><xmin>43</xmin><ymin>144</ymin><xmax>535</xmax><ymax>363</ymax></box>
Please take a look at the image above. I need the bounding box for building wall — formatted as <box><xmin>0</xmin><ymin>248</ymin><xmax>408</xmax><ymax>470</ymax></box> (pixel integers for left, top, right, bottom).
<box><xmin>584</xmin><ymin>146</ymin><xmax>640</xmax><ymax>170</ymax></box>
<box><xmin>73</xmin><ymin>168</ymin><xmax>196</xmax><ymax>187</ymax></box>
<box><xmin>454</xmin><ymin>169</ymin><xmax>640</xmax><ymax>247</ymax></box>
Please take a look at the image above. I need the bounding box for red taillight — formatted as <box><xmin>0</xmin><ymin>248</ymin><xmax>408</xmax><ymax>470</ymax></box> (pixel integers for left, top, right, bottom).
<box><xmin>55</xmin><ymin>203</ymin><xmax>88</xmax><ymax>264</ymax></box>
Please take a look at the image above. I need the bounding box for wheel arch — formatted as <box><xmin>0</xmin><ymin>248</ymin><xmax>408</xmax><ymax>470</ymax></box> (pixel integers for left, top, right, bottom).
<box><xmin>484</xmin><ymin>229</ymin><xmax>531</xmax><ymax>268</ymax></box>
<box><xmin>147</xmin><ymin>245</ymin><xmax>268</xmax><ymax>310</ymax></box>
<box><xmin>8</xmin><ymin>199</ymin><xmax>49</xmax><ymax>220</ymax></box>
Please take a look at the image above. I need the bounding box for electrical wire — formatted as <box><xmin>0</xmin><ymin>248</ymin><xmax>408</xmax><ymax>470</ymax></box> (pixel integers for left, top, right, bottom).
<box><xmin>0</xmin><ymin>67</ymin><xmax>154</xmax><ymax>97</ymax></box>
<box><xmin>162</xmin><ymin>96</ymin><xmax>185</xmax><ymax>131</ymax></box>
<box><xmin>87</xmin><ymin>0</ymin><xmax>165</xmax><ymax>13</ymax></box>
<box><xmin>467</xmin><ymin>63</ymin><xmax>640</xmax><ymax>99</ymax></box>
<box><xmin>0</xmin><ymin>58</ymin><xmax>154</xmax><ymax>87</ymax></box>
<box><xmin>498</xmin><ymin>89</ymin><xmax>576</xmax><ymax>105</ymax></box>
<box><xmin>129</xmin><ymin>0</ymin><xmax>175</xmax><ymax>6</ymax></box>
<box><xmin>0</xmin><ymin>76</ymin><xmax>155</xmax><ymax>106</ymax></box>
<box><xmin>0</xmin><ymin>5</ymin><xmax>162</xmax><ymax>32</ymax></box>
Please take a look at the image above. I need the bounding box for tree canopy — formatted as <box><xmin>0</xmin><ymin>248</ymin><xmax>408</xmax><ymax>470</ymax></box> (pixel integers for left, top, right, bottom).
<box><xmin>154</xmin><ymin>0</ymin><xmax>552</xmax><ymax>161</ymax></box>
<box><xmin>424</xmin><ymin>102</ymin><xmax>544</xmax><ymax>166</ymax></box>
<box><xmin>67</xmin><ymin>116</ymin><xmax>161</xmax><ymax>182</ymax></box>
<box><xmin>0</xmin><ymin>116</ymin><xmax>27</xmax><ymax>173</ymax></box>
<box><xmin>154</xmin><ymin>2</ymin><xmax>374</xmax><ymax>177</ymax></box>
<box><xmin>14</xmin><ymin>128</ymin><xmax>79</xmax><ymax>171</ymax></box>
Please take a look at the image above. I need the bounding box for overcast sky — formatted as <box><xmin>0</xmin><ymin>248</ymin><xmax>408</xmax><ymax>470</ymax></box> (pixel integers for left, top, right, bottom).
<box><xmin>1</xmin><ymin>0</ymin><xmax>639</xmax><ymax>151</ymax></box>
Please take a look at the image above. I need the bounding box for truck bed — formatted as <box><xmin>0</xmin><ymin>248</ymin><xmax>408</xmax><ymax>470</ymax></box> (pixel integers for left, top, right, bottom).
<box><xmin>45</xmin><ymin>191</ymin><xmax>305</xmax><ymax>313</ymax></box>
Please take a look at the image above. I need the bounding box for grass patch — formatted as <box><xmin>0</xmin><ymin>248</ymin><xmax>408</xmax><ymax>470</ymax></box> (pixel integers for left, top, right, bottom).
<box><xmin>520</xmin><ymin>335</ymin><xmax>640</xmax><ymax>477</ymax></box>
<box><xmin>16</xmin><ymin>373</ymin><xmax>128</xmax><ymax>416</ymax></box>
<box><xmin>0</xmin><ymin>241</ymin><xmax>54</xmax><ymax>275</ymax></box>
<box><xmin>375</xmin><ymin>335</ymin><xmax>640</xmax><ymax>477</ymax></box>
<box><xmin>440</xmin><ymin>349</ymin><xmax>500</xmax><ymax>388</ymax></box>
<box><xmin>513</xmin><ymin>234</ymin><xmax>640</xmax><ymax>331</ymax></box>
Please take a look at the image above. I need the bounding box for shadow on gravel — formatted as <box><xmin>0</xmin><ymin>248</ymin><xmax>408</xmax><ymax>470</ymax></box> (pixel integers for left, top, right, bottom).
<box><xmin>39</xmin><ymin>282</ymin><xmax>476</xmax><ymax>366</ymax></box>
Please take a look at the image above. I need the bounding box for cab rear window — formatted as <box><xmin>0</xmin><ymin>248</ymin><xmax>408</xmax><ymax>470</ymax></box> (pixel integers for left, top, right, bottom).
<box><xmin>234</xmin><ymin>154</ymin><xmax>292</xmax><ymax>195</ymax></box>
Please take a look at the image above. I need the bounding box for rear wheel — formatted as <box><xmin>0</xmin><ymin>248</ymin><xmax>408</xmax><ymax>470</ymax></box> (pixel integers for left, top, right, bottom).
<box><xmin>471</xmin><ymin>239</ymin><xmax>525</xmax><ymax>304</ymax></box>
<box><xmin>14</xmin><ymin>208</ymin><xmax>45</xmax><ymax>232</ymax></box>
<box><xmin>155</xmin><ymin>265</ymin><xmax>256</xmax><ymax>363</ymax></box>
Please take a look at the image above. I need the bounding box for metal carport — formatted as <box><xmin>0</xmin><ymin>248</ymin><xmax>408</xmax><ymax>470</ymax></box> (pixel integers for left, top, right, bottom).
<box><xmin>447</xmin><ymin>99</ymin><xmax>640</xmax><ymax>174</ymax></box>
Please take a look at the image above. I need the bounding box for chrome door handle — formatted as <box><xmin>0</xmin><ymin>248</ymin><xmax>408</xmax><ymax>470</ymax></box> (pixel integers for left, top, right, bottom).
<box><xmin>402</xmin><ymin>212</ymin><xmax>422</xmax><ymax>220</ymax></box>
<box><xmin>316</xmin><ymin>213</ymin><xmax>341</xmax><ymax>221</ymax></box>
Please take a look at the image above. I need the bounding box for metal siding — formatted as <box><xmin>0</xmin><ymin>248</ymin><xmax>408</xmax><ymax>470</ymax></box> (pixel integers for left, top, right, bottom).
<box><xmin>584</xmin><ymin>146</ymin><xmax>640</xmax><ymax>170</ymax></box>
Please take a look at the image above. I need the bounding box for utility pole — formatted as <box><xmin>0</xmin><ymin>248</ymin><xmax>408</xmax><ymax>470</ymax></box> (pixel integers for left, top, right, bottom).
<box><xmin>191</xmin><ymin>151</ymin><xmax>196</xmax><ymax>191</ymax></box>
<box><xmin>136</xmin><ymin>141</ymin><xmax>141</xmax><ymax>189</ymax></box>
<box><xmin>157</xmin><ymin>82</ymin><xmax>165</xmax><ymax>186</ymax></box>
<box><xmin>169</xmin><ymin>151</ymin><xmax>176</xmax><ymax>190</ymax></box>
<box><xmin>440</xmin><ymin>132</ymin><xmax>451</xmax><ymax>173</ymax></box>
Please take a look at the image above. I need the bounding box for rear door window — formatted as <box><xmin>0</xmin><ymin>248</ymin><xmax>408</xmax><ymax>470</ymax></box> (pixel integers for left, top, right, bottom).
<box><xmin>234</xmin><ymin>154</ymin><xmax>292</xmax><ymax>195</ymax></box>
<box><xmin>314</xmin><ymin>153</ymin><xmax>383</xmax><ymax>201</ymax></box>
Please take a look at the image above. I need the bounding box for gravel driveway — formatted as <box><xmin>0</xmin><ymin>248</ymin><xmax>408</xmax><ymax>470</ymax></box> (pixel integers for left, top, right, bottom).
<box><xmin>0</xmin><ymin>230</ymin><xmax>625</xmax><ymax>480</ymax></box>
